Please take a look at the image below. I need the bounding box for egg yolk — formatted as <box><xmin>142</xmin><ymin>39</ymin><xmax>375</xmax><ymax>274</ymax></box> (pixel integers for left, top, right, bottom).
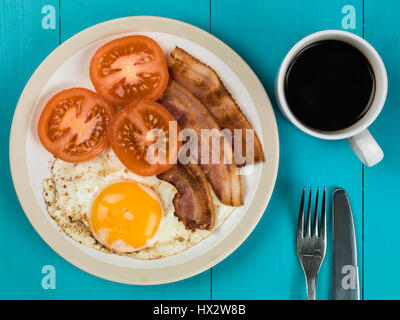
<box><xmin>90</xmin><ymin>181</ymin><xmax>162</xmax><ymax>253</ymax></box>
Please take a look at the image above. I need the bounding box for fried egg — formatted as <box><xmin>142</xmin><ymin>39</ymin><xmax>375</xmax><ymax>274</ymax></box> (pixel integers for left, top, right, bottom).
<box><xmin>43</xmin><ymin>149</ymin><xmax>235</xmax><ymax>259</ymax></box>
<box><xmin>90</xmin><ymin>181</ymin><xmax>163</xmax><ymax>253</ymax></box>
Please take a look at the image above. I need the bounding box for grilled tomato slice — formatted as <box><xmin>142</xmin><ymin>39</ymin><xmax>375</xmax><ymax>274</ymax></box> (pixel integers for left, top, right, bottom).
<box><xmin>38</xmin><ymin>88</ymin><xmax>115</xmax><ymax>162</ymax></box>
<box><xmin>89</xmin><ymin>35</ymin><xmax>169</xmax><ymax>107</ymax></box>
<box><xmin>108</xmin><ymin>100</ymin><xmax>181</xmax><ymax>176</ymax></box>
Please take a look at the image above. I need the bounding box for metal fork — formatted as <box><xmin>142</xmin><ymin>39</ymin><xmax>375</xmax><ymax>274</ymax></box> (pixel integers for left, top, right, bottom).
<box><xmin>296</xmin><ymin>188</ymin><xmax>327</xmax><ymax>300</ymax></box>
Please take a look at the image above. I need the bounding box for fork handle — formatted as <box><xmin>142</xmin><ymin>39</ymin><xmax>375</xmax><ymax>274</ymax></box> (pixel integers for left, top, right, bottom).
<box><xmin>306</xmin><ymin>277</ymin><xmax>316</xmax><ymax>300</ymax></box>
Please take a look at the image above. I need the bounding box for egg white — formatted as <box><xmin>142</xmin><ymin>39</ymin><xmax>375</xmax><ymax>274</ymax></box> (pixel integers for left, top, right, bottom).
<box><xmin>43</xmin><ymin>149</ymin><xmax>235</xmax><ymax>260</ymax></box>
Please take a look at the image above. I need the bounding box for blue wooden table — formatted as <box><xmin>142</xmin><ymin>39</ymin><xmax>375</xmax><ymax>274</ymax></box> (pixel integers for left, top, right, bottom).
<box><xmin>0</xmin><ymin>0</ymin><xmax>398</xmax><ymax>300</ymax></box>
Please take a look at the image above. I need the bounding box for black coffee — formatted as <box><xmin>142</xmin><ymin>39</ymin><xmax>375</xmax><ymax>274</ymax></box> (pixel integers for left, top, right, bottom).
<box><xmin>284</xmin><ymin>40</ymin><xmax>375</xmax><ymax>131</ymax></box>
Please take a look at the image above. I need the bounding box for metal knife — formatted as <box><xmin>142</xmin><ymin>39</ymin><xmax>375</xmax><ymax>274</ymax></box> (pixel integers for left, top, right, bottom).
<box><xmin>333</xmin><ymin>188</ymin><xmax>360</xmax><ymax>300</ymax></box>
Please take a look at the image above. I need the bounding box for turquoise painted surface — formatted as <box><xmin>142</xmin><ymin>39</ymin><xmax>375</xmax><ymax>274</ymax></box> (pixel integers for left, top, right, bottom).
<box><xmin>0</xmin><ymin>0</ymin><xmax>397</xmax><ymax>299</ymax></box>
<box><xmin>1</xmin><ymin>0</ymin><xmax>211</xmax><ymax>300</ymax></box>
<box><xmin>211</xmin><ymin>0</ymin><xmax>363</xmax><ymax>300</ymax></box>
<box><xmin>0</xmin><ymin>0</ymin><xmax>60</xmax><ymax>299</ymax></box>
<box><xmin>364</xmin><ymin>0</ymin><xmax>400</xmax><ymax>300</ymax></box>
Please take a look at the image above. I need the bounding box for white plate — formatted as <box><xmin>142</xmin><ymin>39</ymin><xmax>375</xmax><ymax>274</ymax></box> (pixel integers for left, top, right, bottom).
<box><xmin>10</xmin><ymin>16</ymin><xmax>279</xmax><ymax>284</ymax></box>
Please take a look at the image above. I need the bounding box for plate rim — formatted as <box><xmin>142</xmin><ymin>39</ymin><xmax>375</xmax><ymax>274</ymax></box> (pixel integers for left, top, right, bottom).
<box><xmin>9</xmin><ymin>16</ymin><xmax>279</xmax><ymax>285</ymax></box>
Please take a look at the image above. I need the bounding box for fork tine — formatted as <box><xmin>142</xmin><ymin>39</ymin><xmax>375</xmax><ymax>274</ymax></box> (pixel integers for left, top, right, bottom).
<box><xmin>297</xmin><ymin>188</ymin><xmax>305</xmax><ymax>239</ymax></box>
<box><xmin>305</xmin><ymin>188</ymin><xmax>312</xmax><ymax>237</ymax></box>
<box><xmin>296</xmin><ymin>187</ymin><xmax>326</xmax><ymax>300</ymax></box>
<box><xmin>312</xmin><ymin>188</ymin><xmax>319</xmax><ymax>236</ymax></box>
<box><xmin>320</xmin><ymin>188</ymin><xmax>326</xmax><ymax>240</ymax></box>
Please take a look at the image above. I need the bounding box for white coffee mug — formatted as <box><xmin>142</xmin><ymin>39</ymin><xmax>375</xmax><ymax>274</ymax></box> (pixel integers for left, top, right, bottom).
<box><xmin>275</xmin><ymin>30</ymin><xmax>387</xmax><ymax>167</ymax></box>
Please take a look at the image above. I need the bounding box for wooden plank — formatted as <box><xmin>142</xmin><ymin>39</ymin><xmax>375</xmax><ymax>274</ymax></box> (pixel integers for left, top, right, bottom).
<box><xmin>364</xmin><ymin>0</ymin><xmax>400</xmax><ymax>299</ymax></box>
<box><xmin>0</xmin><ymin>0</ymin><xmax>60</xmax><ymax>299</ymax></box>
<box><xmin>57</xmin><ymin>0</ymin><xmax>211</xmax><ymax>299</ymax></box>
<box><xmin>211</xmin><ymin>0</ymin><xmax>364</xmax><ymax>299</ymax></box>
<box><xmin>60</xmin><ymin>0</ymin><xmax>211</xmax><ymax>42</ymax></box>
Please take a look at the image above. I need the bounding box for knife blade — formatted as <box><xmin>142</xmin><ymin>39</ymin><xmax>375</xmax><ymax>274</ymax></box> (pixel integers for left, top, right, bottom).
<box><xmin>333</xmin><ymin>187</ymin><xmax>360</xmax><ymax>300</ymax></box>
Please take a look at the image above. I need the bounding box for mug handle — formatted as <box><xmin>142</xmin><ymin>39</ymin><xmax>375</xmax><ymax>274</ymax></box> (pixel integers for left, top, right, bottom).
<box><xmin>347</xmin><ymin>129</ymin><xmax>384</xmax><ymax>167</ymax></box>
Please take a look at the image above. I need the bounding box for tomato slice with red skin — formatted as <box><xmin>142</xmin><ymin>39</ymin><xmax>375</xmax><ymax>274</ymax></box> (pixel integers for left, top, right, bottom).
<box><xmin>108</xmin><ymin>100</ymin><xmax>181</xmax><ymax>176</ymax></box>
<box><xmin>89</xmin><ymin>35</ymin><xmax>169</xmax><ymax>108</ymax></box>
<box><xmin>38</xmin><ymin>88</ymin><xmax>115</xmax><ymax>162</ymax></box>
